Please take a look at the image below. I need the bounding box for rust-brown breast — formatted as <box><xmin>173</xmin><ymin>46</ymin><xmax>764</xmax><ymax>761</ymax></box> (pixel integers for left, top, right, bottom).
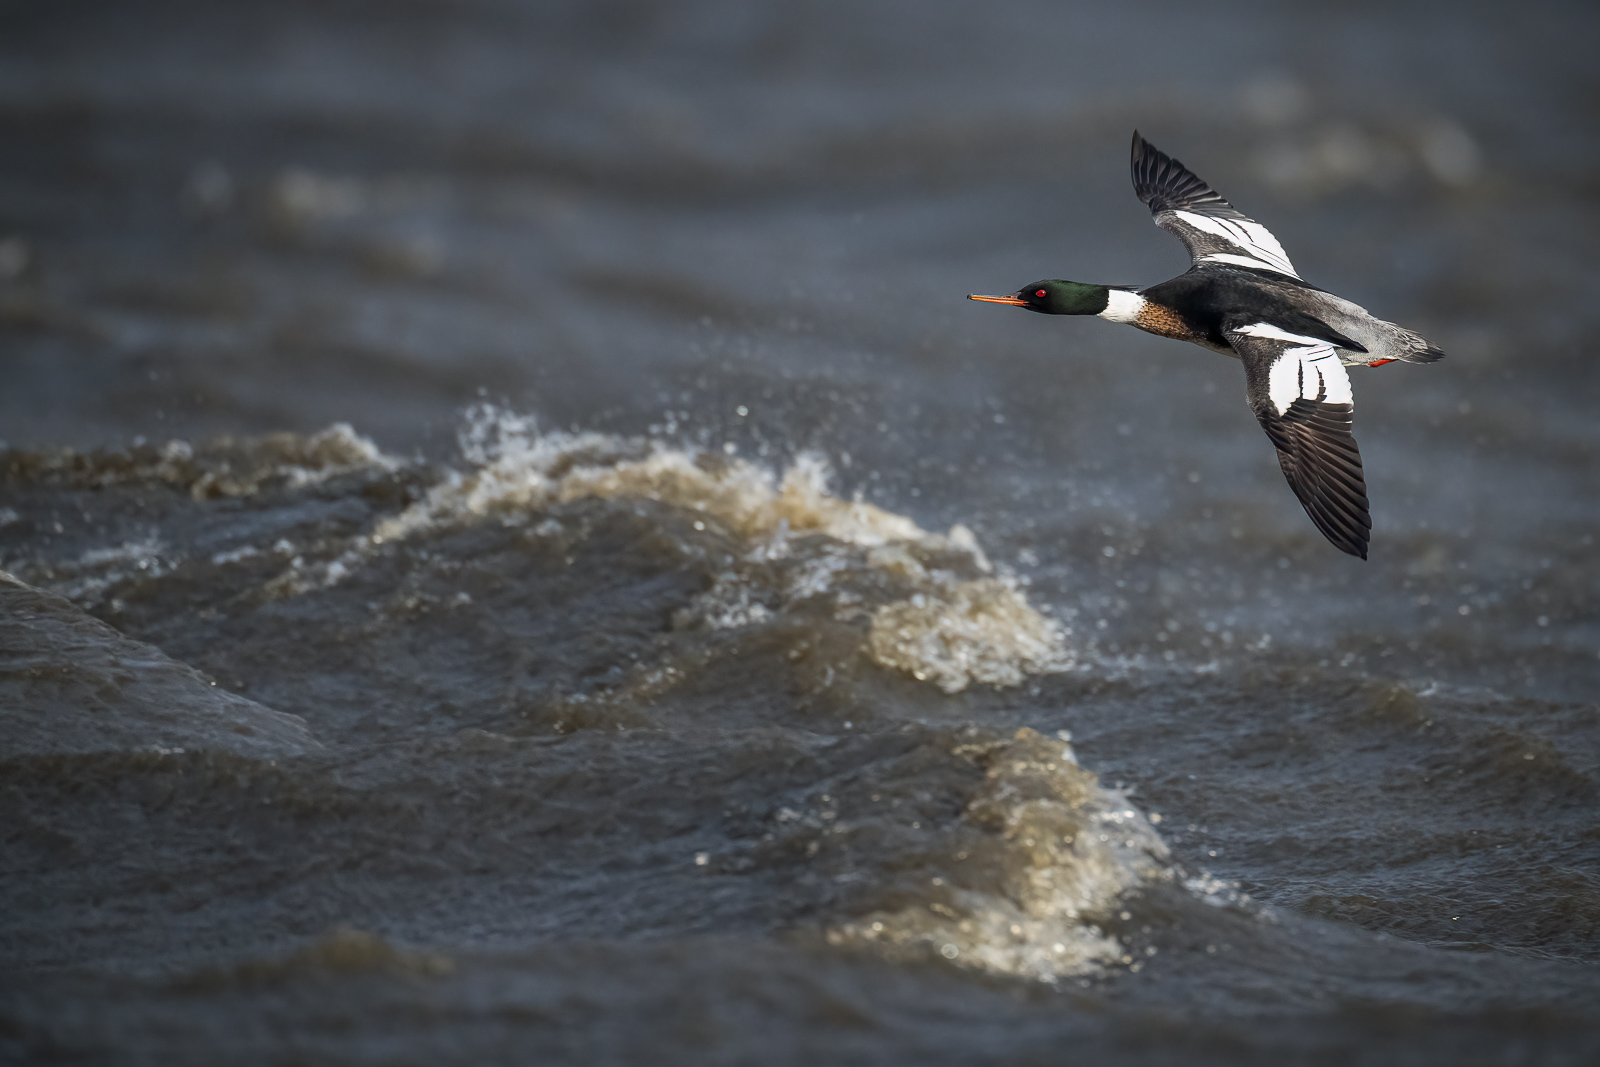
<box><xmin>1134</xmin><ymin>301</ymin><xmax>1206</xmax><ymax>345</ymax></box>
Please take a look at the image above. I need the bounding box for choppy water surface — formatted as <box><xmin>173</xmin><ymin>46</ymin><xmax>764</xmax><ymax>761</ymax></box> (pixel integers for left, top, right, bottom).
<box><xmin>3</xmin><ymin>2</ymin><xmax>1599</xmax><ymax>1063</ymax></box>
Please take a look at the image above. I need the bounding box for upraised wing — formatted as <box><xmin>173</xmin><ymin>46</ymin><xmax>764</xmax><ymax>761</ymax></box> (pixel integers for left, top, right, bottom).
<box><xmin>1229</xmin><ymin>322</ymin><xmax>1370</xmax><ymax>558</ymax></box>
<box><xmin>1132</xmin><ymin>132</ymin><xmax>1300</xmax><ymax>279</ymax></box>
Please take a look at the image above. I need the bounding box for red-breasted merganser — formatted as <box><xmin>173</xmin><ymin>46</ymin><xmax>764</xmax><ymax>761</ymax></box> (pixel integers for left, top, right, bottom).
<box><xmin>969</xmin><ymin>132</ymin><xmax>1445</xmax><ymax>559</ymax></box>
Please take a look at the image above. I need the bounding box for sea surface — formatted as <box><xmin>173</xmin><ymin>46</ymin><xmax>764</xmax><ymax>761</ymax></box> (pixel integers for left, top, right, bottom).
<box><xmin>3</xmin><ymin>1</ymin><xmax>1599</xmax><ymax>1063</ymax></box>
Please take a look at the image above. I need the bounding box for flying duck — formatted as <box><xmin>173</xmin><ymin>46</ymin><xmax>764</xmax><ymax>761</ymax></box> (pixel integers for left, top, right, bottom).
<box><xmin>969</xmin><ymin>132</ymin><xmax>1444</xmax><ymax>559</ymax></box>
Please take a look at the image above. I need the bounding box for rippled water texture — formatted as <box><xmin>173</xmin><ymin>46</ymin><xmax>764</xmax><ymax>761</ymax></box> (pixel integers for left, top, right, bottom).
<box><xmin>3</xmin><ymin>2</ymin><xmax>1599</xmax><ymax>1063</ymax></box>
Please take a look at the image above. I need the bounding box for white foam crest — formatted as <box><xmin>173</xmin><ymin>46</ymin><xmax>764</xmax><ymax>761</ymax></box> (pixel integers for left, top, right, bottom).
<box><xmin>378</xmin><ymin>406</ymin><xmax>931</xmax><ymax>549</ymax></box>
<box><xmin>869</xmin><ymin>575</ymin><xmax>1071</xmax><ymax>694</ymax></box>
<box><xmin>826</xmin><ymin>728</ymin><xmax>1170</xmax><ymax>982</ymax></box>
<box><xmin>358</xmin><ymin>405</ymin><xmax>951</xmax><ymax>558</ymax></box>
<box><xmin>693</xmin><ymin>574</ymin><xmax>774</xmax><ymax>630</ymax></box>
<box><xmin>273</xmin><ymin>407</ymin><xmax>1073</xmax><ymax>693</ymax></box>
<box><xmin>17</xmin><ymin>423</ymin><xmax>395</xmax><ymax>503</ymax></box>
<box><xmin>268</xmin><ymin>423</ymin><xmax>397</xmax><ymax>489</ymax></box>
<box><xmin>159</xmin><ymin>423</ymin><xmax>396</xmax><ymax>499</ymax></box>
<box><xmin>41</xmin><ymin>537</ymin><xmax>174</xmax><ymax>602</ymax></box>
<box><xmin>368</xmin><ymin>414</ymin><xmax>911</xmax><ymax>552</ymax></box>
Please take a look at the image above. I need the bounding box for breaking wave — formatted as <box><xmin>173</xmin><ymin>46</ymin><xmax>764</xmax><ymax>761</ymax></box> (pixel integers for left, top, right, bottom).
<box><xmin>1</xmin><ymin>410</ymin><xmax>1190</xmax><ymax>983</ymax></box>
<box><xmin>254</xmin><ymin>406</ymin><xmax>1075</xmax><ymax>695</ymax></box>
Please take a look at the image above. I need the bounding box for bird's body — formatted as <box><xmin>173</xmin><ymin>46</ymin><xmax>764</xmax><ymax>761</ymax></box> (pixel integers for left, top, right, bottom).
<box><xmin>969</xmin><ymin>132</ymin><xmax>1444</xmax><ymax>559</ymax></box>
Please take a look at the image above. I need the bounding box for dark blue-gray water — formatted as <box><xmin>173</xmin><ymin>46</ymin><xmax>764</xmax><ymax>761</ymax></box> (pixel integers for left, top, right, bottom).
<box><xmin>3</xmin><ymin>1</ymin><xmax>1599</xmax><ymax>1063</ymax></box>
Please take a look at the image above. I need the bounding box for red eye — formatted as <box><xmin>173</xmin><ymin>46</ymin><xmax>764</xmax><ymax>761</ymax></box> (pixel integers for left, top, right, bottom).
<box><xmin>1035</xmin><ymin>289</ymin><xmax>1047</xmax><ymax>297</ymax></box>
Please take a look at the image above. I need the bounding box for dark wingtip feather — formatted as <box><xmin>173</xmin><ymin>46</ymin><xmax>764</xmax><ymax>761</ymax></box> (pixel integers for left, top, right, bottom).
<box><xmin>1288</xmin><ymin>481</ymin><xmax>1370</xmax><ymax>558</ymax></box>
<box><xmin>1131</xmin><ymin>129</ymin><xmax>1160</xmax><ymax>162</ymax></box>
<box><xmin>1129</xmin><ymin>132</ymin><xmax>1243</xmax><ymax>221</ymax></box>
<box><xmin>1130</xmin><ymin>131</ymin><xmax>1174</xmax><ymax>212</ymax></box>
<box><xmin>1259</xmin><ymin>398</ymin><xmax>1372</xmax><ymax>560</ymax></box>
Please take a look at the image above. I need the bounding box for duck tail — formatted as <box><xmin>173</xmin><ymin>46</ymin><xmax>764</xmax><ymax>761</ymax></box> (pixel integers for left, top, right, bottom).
<box><xmin>1404</xmin><ymin>332</ymin><xmax>1446</xmax><ymax>363</ymax></box>
<box><xmin>1390</xmin><ymin>325</ymin><xmax>1446</xmax><ymax>363</ymax></box>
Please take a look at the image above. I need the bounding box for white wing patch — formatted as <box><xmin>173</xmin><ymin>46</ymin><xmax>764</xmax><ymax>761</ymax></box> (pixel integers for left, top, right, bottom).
<box><xmin>1236</xmin><ymin>323</ymin><xmax>1352</xmax><ymax>415</ymax></box>
<box><xmin>1171</xmin><ymin>210</ymin><xmax>1299</xmax><ymax>277</ymax></box>
<box><xmin>1196</xmin><ymin>252</ymin><xmax>1294</xmax><ymax>274</ymax></box>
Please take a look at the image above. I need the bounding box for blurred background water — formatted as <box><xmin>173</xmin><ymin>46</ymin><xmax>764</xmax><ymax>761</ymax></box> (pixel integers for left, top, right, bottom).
<box><xmin>3</xmin><ymin>1</ymin><xmax>1599</xmax><ymax>1063</ymax></box>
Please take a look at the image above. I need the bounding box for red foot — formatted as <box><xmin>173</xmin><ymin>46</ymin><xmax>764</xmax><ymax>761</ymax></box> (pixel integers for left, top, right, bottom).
<box><xmin>1367</xmin><ymin>358</ymin><xmax>1398</xmax><ymax>367</ymax></box>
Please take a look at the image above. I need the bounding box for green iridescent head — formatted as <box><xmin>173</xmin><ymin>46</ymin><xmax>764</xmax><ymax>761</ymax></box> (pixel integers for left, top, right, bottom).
<box><xmin>968</xmin><ymin>280</ymin><xmax>1111</xmax><ymax>315</ymax></box>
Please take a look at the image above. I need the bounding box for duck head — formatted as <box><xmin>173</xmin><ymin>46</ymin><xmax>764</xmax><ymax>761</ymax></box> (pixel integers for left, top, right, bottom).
<box><xmin>967</xmin><ymin>280</ymin><xmax>1110</xmax><ymax>315</ymax></box>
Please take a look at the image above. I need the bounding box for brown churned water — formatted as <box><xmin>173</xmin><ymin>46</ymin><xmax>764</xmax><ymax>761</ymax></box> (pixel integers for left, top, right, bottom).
<box><xmin>2</xmin><ymin>2</ymin><xmax>1599</xmax><ymax>1063</ymax></box>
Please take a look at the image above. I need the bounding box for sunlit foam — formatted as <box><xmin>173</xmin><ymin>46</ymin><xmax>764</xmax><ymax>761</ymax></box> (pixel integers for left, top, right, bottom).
<box><xmin>273</xmin><ymin>405</ymin><xmax>1074</xmax><ymax>695</ymax></box>
<box><xmin>868</xmin><ymin>570</ymin><xmax>1070</xmax><ymax>694</ymax></box>
<box><xmin>824</xmin><ymin>727</ymin><xmax>1170</xmax><ymax>982</ymax></box>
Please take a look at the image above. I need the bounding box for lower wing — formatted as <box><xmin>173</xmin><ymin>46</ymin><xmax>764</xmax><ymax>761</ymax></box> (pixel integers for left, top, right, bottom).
<box><xmin>1229</xmin><ymin>323</ymin><xmax>1371</xmax><ymax>559</ymax></box>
